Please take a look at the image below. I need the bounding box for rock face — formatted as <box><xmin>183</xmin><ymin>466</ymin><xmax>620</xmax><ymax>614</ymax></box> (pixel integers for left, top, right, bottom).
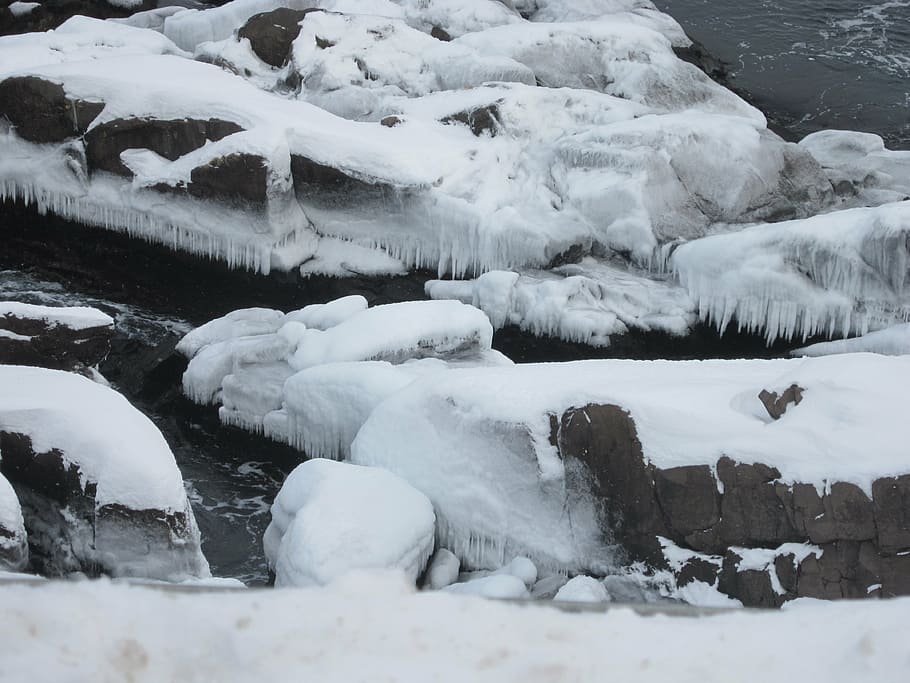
<box><xmin>0</xmin><ymin>302</ymin><xmax>113</xmax><ymax>371</ymax></box>
<box><xmin>556</xmin><ymin>404</ymin><xmax>910</xmax><ymax>606</ymax></box>
<box><xmin>237</xmin><ymin>7</ymin><xmax>322</xmax><ymax>67</ymax></box>
<box><xmin>84</xmin><ymin>117</ymin><xmax>244</xmax><ymax>177</ymax></box>
<box><xmin>0</xmin><ymin>76</ymin><xmax>104</xmax><ymax>143</ymax></box>
<box><xmin>0</xmin><ymin>366</ymin><xmax>209</xmax><ymax>581</ymax></box>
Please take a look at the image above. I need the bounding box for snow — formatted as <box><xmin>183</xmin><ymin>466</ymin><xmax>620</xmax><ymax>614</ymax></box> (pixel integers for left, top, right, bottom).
<box><xmin>0</xmin><ymin>472</ymin><xmax>27</xmax><ymax>570</ymax></box>
<box><xmin>554</xmin><ymin>576</ymin><xmax>611</xmax><ymax>603</ymax></box>
<box><xmin>0</xmin><ymin>301</ymin><xmax>113</xmax><ymax>331</ymax></box>
<box><xmin>282</xmin><ymin>295</ymin><xmax>367</xmax><ymax>331</ymax></box>
<box><xmin>443</xmin><ymin>573</ymin><xmax>529</xmax><ymax>599</ymax></box>
<box><xmin>351</xmin><ymin>352</ymin><xmax>910</xmax><ymax>579</ymax></box>
<box><xmin>0</xmin><ymin>329</ymin><xmax>30</xmax><ymax>341</ymax></box>
<box><xmin>176</xmin><ymin>307</ymin><xmax>284</xmax><ymax>358</ymax></box>
<box><xmin>733</xmin><ymin>544</ymin><xmax>824</xmax><ymax>596</ymax></box>
<box><xmin>672</xmin><ymin>201</ymin><xmax>910</xmax><ymax>344</ymax></box>
<box><xmin>1</xmin><ymin>574</ymin><xmax>908</xmax><ymax>681</ymax></box>
<box><xmin>263</xmin><ymin>459</ymin><xmax>435</xmax><ymax>587</ymax></box>
<box><xmin>0</xmin><ymin>366</ymin><xmax>191</xmax><ymax>511</ymax></box>
<box><xmin>424</xmin><ymin>548</ymin><xmax>460</xmax><ymax>589</ymax></box>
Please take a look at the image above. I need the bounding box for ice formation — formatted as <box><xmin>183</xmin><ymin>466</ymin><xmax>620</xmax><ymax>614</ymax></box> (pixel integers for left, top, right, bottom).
<box><xmin>671</xmin><ymin>201</ymin><xmax>910</xmax><ymax>344</ymax></box>
<box><xmin>180</xmin><ymin>297</ymin><xmax>509</xmax><ymax>457</ymax></box>
<box><xmin>0</xmin><ymin>366</ymin><xmax>209</xmax><ymax>580</ymax></box>
<box><xmin>0</xmin><ymin>472</ymin><xmax>28</xmax><ymax>572</ymax></box>
<box><xmin>263</xmin><ymin>458</ymin><xmax>435</xmax><ymax>587</ymax></box>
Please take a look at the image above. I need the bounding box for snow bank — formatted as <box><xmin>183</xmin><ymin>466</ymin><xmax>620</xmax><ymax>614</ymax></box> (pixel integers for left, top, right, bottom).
<box><xmin>0</xmin><ymin>301</ymin><xmax>113</xmax><ymax>331</ymax></box>
<box><xmin>672</xmin><ymin>201</ymin><xmax>910</xmax><ymax>344</ymax></box>
<box><xmin>263</xmin><ymin>459</ymin><xmax>435</xmax><ymax>587</ymax></box>
<box><xmin>0</xmin><ymin>574</ymin><xmax>908</xmax><ymax>681</ymax></box>
<box><xmin>793</xmin><ymin>323</ymin><xmax>910</xmax><ymax>357</ymax></box>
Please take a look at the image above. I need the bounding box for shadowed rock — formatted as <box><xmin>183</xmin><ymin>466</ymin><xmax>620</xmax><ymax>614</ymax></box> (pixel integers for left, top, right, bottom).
<box><xmin>0</xmin><ymin>310</ymin><xmax>112</xmax><ymax>371</ymax></box>
<box><xmin>238</xmin><ymin>7</ymin><xmax>323</xmax><ymax>67</ymax></box>
<box><xmin>187</xmin><ymin>152</ymin><xmax>270</xmax><ymax>206</ymax></box>
<box><xmin>442</xmin><ymin>104</ymin><xmax>501</xmax><ymax>137</ymax></box>
<box><xmin>758</xmin><ymin>383</ymin><xmax>804</xmax><ymax>419</ymax></box>
<box><xmin>84</xmin><ymin>117</ymin><xmax>244</xmax><ymax>177</ymax></box>
<box><xmin>872</xmin><ymin>475</ymin><xmax>910</xmax><ymax>553</ymax></box>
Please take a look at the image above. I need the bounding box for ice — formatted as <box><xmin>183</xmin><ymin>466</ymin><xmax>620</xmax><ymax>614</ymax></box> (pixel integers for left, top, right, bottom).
<box><xmin>553</xmin><ymin>576</ymin><xmax>611</xmax><ymax>603</ymax></box>
<box><xmin>0</xmin><ymin>473</ymin><xmax>27</xmax><ymax>572</ymax></box>
<box><xmin>283</xmin><ymin>295</ymin><xmax>367</xmax><ymax>331</ymax></box>
<box><xmin>671</xmin><ymin>201</ymin><xmax>910</xmax><ymax>344</ymax></box>
<box><xmin>263</xmin><ymin>459</ymin><xmax>435</xmax><ymax>587</ymax></box>
<box><xmin>0</xmin><ymin>301</ymin><xmax>113</xmax><ymax>331</ymax></box>
<box><xmin>792</xmin><ymin>323</ymin><xmax>910</xmax><ymax>357</ymax></box>
<box><xmin>8</xmin><ymin>2</ymin><xmax>40</xmax><ymax>18</ymax></box>
<box><xmin>424</xmin><ymin>548</ymin><xmax>460</xmax><ymax>589</ymax></box>
<box><xmin>297</xmin><ymin>238</ymin><xmax>407</xmax><ymax>278</ymax></box>
<box><xmin>182</xmin><ymin>334</ymin><xmax>290</xmax><ymax>404</ymax></box>
<box><xmin>427</xmin><ymin>259</ymin><xmax>694</xmax><ymax>346</ymax></box>
<box><xmin>444</xmin><ymin>574</ymin><xmax>530</xmax><ymax>599</ymax></box>
<box><xmin>176</xmin><ymin>308</ymin><xmax>284</xmax><ymax>359</ymax></box>
<box><xmin>799</xmin><ymin>129</ymin><xmax>910</xmax><ymax>205</ymax></box>
<box><xmin>525</xmin><ymin>1</ymin><xmax>690</xmax><ymax>46</ymax></box>
<box><xmin>220</xmin><ymin>361</ymin><xmax>296</xmax><ymax>433</ymax></box>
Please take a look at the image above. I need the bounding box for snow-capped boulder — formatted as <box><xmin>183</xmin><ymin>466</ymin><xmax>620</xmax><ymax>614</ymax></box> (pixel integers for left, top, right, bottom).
<box><xmin>444</xmin><ymin>573</ymin><xmax>529</xmax><ymax>599</ymax></box>
<box><xmin>0</xmin><ymin>366</ymin><xmax>209</xmax><ymax>581</ymax></box>
<box><xmin>671</xmin><ymin>201</ymin><xmax>910</xmax><ymax>345</ymax></box>
<box><xmin>177</xmin><ymin>307</ymin><xmax>285</xmax><ymax>359</ymax></box>
<box><xmin>263</xmin><ymin>458</ymin><xmax>435</xmax><ymax>587</ymax></box>
<box><xmin>351</xmin><ymin>355</ymin><xmax>910</xmax><ymax>603</ymax></box>
<box><xmin>553</xmin><ymin>576</ymin><xmax>610</xmax><ymax>603</ymax></box>
<box><xmin>0</xmin><ymin>471</ymin><xmax>27</xmax><ymax>572</ymax></box>
<box><xmin>0</xmin><ymin>301</ymin><xmax>114</xmax><ymax>370</ymax></box>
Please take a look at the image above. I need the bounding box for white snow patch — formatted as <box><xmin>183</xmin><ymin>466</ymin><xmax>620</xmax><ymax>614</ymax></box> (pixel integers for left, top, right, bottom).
<box><xmin>0</xmin><ymin>301</ymin><xmax>113</xmax><ymax>331</ymax></box>
<box><xmin>554</xmin><ymin>575</ymin><xmax>611</xmax><ymax>603</ymax></box>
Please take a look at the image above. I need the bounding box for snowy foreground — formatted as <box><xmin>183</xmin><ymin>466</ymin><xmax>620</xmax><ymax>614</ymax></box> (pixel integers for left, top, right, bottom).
<box><xmin>0</xmin><ymin>573</ymin><xmax>908</xmax><ymax>682</ymax></box>
<box><xmin>1</xmin><ymin>0</ymin><xmax>908</xmax><ymax>347</ymax></box>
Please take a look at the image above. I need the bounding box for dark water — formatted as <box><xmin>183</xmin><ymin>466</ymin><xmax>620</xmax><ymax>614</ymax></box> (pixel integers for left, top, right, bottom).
<box><xmin>656</xmin><ymin>0</ymin><xmax>910</xmax><ymax>148</ymax></box>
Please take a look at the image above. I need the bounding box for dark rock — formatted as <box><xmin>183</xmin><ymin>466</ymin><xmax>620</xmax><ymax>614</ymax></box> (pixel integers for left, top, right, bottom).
<box><xmin>0</xmin><ymin>0</ymin><xmax>156</xmax><ymax>37</ymax></box>
<box><xmin>381</xmin><ymin>116</ymin><xmax>403</xmax><ymax>128</ymax></box>
<box><xmin>546</xmin><ymin>243</ymin><xmax>586</xmax><ymax>268</ymax></box>
<box><xmin>430</xmin><ymin>25</ymin><xmax>452</xmax><ymax>42</ymax></box>
<box><xmin>673</xmin><ymin>39</ymin><xmax>729</xmax><ymax>83</ymax></box>
<box><xmin>654</xmin><ymin>465</ymin><xmax>720</xmax><ymax>538</ymax></box>
<box><xmin>187</xmin><ymin>152</ymin><xmax>270</xmax><ymax>206</ymax></box>
<box><xmin>0</xmin><ymin>76</ymin><xmax>104</xmax><ymax>143</ymax></box>
<box><xmin>291</xmin><ymin>154</ymin><xmax>398</xmax><ymax>208</ymax></box>
<box><xmin>238</xmin><ymin>7</ymin><xmax>323</xmax><ymax>67</ymax></box>
<box><xmin>442</xmin><ymin>104</ymin><xmax>501</xmax><ymax>137</ymax></box>
<box><xmin>879</xmin><ymin>553</ymin><xmax>910</xmax><ymax>597</ymax></box>
<box><xmin>824</xmin><ymin>482</ymin><xmax>876</xmax><ymax>542</ymax></box>
<box><xmin>758</xmin><ymin>383</ymin><xmax>804</xmax><ymax>420</ymax></box>
<box><xmin>872</xmin><ymin>475</ymin><xmax>910</xmax><ymax>553</ymax></box>
<box><xmin>84</xmin><ymin>117</ymin><xmax>244</xmax><ymax>177</ymax></box>
<box><xmin>558</xmin><ymin>403</ymin><xmax>668</xmax><ymax>563</ymax></box>
<box><xmin>790</xmin><ymin>482</ymin><xmax>834</xmax><ymax>542</ymax></box>
<box><xmin>718</xmin><ymin>550</ymin><xmax>786</xmax><ymax>607</ymax></box>
<box><xmin>774</xmin><ymin>553</ymin><xmax>798</xmax><ymax>593</ymax></box>
<box><xmin>0</xmin><ymin>311</ymin><xmax>112</xmax><ymax>371</ymax></box>
<box><xmin>676</xmin><ymin>556</ymin><xmax>719</xmax><ymax>588</ymax></box>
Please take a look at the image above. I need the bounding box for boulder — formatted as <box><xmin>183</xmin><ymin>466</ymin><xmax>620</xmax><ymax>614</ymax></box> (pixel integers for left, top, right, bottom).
<box><xmin>0</xmin><ymin>366</ymin><xmax>209</xmax><ymax>581</ymax></box>
<box><xmin>441</xmin><ymin>104</ymin><xmax>501</xmax><ymax>137</ymax></box>
<box><xmin>290</xmin><ymin>154</ymin><xmax>395</xmax><ymax>208</ymax></box>
<box><xmin>0</xmin><ymin>471</ymin><xmax>27</xmax><ymax>572</ymax></box>
<box><xmin>237</xmin><ymin>7</ymin><xmax>323</xmax><ymax>68</ymax></box>
<box><xmin>84</xmin><ymin>117</ymin><xmax>244</xmax><ymax>177</ymax></box>
<box><xmin>187</xmin><ymin>152</ymin><xmax>270</xmax><ymax>206</ymax></box>
<box><xmin>0</xmin><ymin>76</ymin><xmax>104</xmax><ymax>143</ymax></box>
<box><xmin>0</xmin><ymin>302</ymin><xmax>113</xmax><ymax>371</ymax></box>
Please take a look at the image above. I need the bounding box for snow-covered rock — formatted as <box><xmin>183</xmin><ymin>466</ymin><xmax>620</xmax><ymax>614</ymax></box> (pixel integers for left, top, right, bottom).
<box><xmin>263</xmin><ymin>459</ymin><xmax>435</xmax><ymax>587</ymax></box>
<box><xmin>671</xmin><ymin>201</ymin><xmax>910</xmax><ymax>344</ymax></box>
<box><xmin>0</xmin><ymin>366</ymin><xmax>209</xmax><ymax>581</ymax></box>
<box><xmin>0</xmin><ymin>472</ymin><xmax>27</xmax><ymax>572</ymax></box>
<box><xmin>444</xmin><ymin>573</ymin><xmax>529</xmax><ymax>599</ymax></box>
<box><xmin>424</xmin><ymin>548</ymin><xmax>460</xmax><ymax>589</ymax></box>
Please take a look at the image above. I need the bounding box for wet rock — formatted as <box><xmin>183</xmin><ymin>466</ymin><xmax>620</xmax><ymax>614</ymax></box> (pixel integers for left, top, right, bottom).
<box><xmin>654</xmin><ymin>465</ymin><xmax>720</xmax><ymax>538</ymax></box>
<box><xmin>187</xmin><ymin>152</ymin><xmax>270</xmax><ymax>206</ymax></box>
<box><xmin>237</xmin><ymin>7</ymin><xmax>323</xmax><ymax>68</ymax></box>
<box><xmin>0</xmin><ymin>76</ymin><xmax>104</xmax><ymax>143</ymax></box>
<box><xmin>872</xmin><ymin>475</ymin><xmax>910</xmax><ymax>553</ymax></box>
<box><xmin>441</xmin><ymin>104</ymin><xmax>501</xmax><ymax>137</ymax></box>
<box><xmin>84</xmin><ymin>117</ymin><xmax>244</xmax><ymax>177</ymax></box>
<box><xmin>758</xmin><ymin>383</ymin><xmax>804</xmax><ymax>420</ymax></box>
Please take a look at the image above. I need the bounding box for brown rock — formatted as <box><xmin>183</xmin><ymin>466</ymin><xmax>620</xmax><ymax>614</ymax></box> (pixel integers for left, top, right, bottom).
<box><xmin>187</xmin><ymin>152</ymin><xmax>270</xmax><ymax>206</ymax></box>
<box><xmin>442</xmin><ymin>104</ymin><xmax>501</xmax><ymax>137</ymax></box>
<box><xmin>872</xmin><ymin>475</ymin><xmax>910</xmax><ymax>553</ymax></box>
<box><xmin>0</xmin><ymin>76</ymin><xmax>104</xmax><ymax>143</ymax></box>
<box><xmin>0</xmin><ymin>311</ymin><xmax>112</xmax><ymax>371</ymax></box>
<box><xmin>654</xmin><ymin>464</ymin><xmax>720</xmax><ymax>537</ymax></box>
<box><xmin>238</xmin><ymin>7</ymin><xmax>323</xmax><ymax>67</ymax></box>
<box><xmin>758</xmin><ymin>383</ymin><xmax>804</xmax><ymax>420</ymax></box>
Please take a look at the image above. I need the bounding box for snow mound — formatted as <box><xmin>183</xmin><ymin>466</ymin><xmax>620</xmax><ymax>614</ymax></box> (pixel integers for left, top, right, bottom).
<box><xmin>0</xmin><ymin>473</ymin><xmax>27</xmax><ymax>572</ymax></box>
<box><xmin>792</xmin><ymin>323</ymin><xmax>910</xmax><ymax>357</ymax></box>
<box><xmin>554</xmin><ymin>575</ymin><xmax>611</xmax><ymax>603</ymax></box>
<box><xmin>263</xmin><ymin>459</ymin><xmax>435</xmax><ymax>587</ymax></box>
<box><xmin>671</xmin><ymin>201</ymin><xmax>910</xmax><ymax>344</ymax></box>
<box><xmin>427</xmin><ymin>260</ymin><xmax>694</xmax><ymax>346</ymax></box>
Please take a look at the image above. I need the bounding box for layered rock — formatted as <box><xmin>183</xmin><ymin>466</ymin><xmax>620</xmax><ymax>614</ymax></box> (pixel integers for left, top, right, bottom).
<box><xmin>0</xmin><ymin>365</ymin><xmax>209</xmax><ymax>580</ymax></box>
<box><xmin>0</xmin><ymin>301</ymin><xmax>113</xmax><ymax>371</ymax></box>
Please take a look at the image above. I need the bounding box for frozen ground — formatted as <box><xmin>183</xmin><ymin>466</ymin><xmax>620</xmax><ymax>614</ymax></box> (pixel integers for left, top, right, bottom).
<box><xmin>0</xmin><ymin>573</ymin><xmax>907</xmax><ymax>682</ymax></box>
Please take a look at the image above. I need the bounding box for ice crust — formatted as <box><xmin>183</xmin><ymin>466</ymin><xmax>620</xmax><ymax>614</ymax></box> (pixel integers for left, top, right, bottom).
<box><xmin>263</xmin><ymin>459</ymin><xmax>435</xmax><ymax>587</ymax></box>
<box><xmin>793</xmin><ymin>323</ymin><xmax>910</xmax><ymax>357</ymax></box>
